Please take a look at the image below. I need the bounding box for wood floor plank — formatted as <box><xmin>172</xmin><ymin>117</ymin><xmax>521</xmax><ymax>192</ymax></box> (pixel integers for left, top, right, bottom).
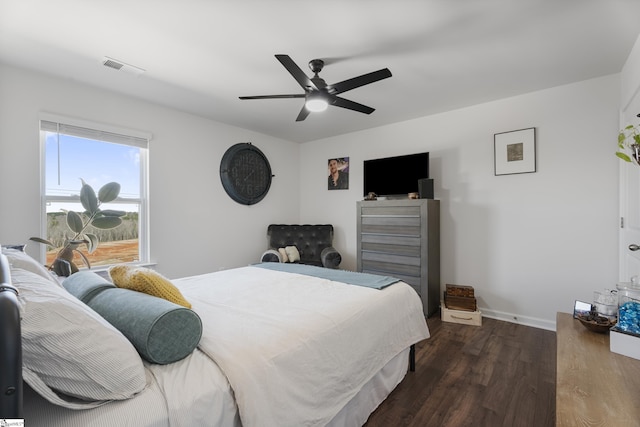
<box><xmin>364</xmin><ymin>315</ymin><xmax>556</xmax><ymax>427</ymax></box>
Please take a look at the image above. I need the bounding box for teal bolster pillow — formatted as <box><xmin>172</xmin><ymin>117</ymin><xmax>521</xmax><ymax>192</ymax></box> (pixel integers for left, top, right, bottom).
<box><xmin>63</xmin><ymin>271</ymin><xmax>116</xmax><ymax>302</ymax></box>
<box><xmin>89</xmin><ymin>288</ymin><xmax>202</xmax><ymax>364</ymax></box>
<box><xmin>64</xmin><ymin>272</ymin><xmax>202</xmax><ymax>365</ymax></box>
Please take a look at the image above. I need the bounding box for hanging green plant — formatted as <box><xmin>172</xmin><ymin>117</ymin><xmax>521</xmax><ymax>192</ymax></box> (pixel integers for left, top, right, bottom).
<box><xmin>30</xmin><ymin>179</ymin><xmax>125</xmax><ymax>276</ymax></box>
<box><xmin>616</xmin><ymin>124</ymin><xmax>640</xmax><ymax>165</ymax></box>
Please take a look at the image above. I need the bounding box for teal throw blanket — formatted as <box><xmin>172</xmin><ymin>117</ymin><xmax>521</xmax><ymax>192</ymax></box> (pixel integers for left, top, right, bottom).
<box><xmin>254</xmin><ymin>262</ymin><xmax>400</xmax><ymax>289</ymax></box>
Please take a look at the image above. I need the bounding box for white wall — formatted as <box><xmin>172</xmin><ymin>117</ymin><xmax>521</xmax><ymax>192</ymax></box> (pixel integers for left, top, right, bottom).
<box><xmin>0</xmin><ymin>62</ymin><xmax>622</xmax><ymax>330</ymax></box>
<box><xmin>621</xmin><ymin>34</ymin><xmax>640</xmax><ymax>119</ymax></box>
<box><xmin>0</xmin><ymin>64</ymin><xmax>301</xmax><ymax>279</ymax></box>
<box><xmin>300</xmin><ymin>74</ymin><xmax>621</xmax><ymax>330</ymax></box>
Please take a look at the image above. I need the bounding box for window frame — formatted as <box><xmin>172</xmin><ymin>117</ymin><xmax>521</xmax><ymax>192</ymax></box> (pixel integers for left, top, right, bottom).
<box><xmin>38</xmin><ymin>113</ymin><xmax>151</xmax><ymax>268</ymax></box>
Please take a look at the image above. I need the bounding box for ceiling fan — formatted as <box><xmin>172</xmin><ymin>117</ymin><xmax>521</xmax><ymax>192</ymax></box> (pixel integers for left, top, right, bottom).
<box><xmin>239</xmin><ymin>54</ymin><xmax>392</xmax><ymax>121</ymax></box>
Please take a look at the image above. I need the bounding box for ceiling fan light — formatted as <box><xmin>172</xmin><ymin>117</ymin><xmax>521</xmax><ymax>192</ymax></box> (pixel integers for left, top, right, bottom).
<box><xmin>305</xmin><ymin>96</ymin><xmax>328</xmax><ymax>112</ymax></box>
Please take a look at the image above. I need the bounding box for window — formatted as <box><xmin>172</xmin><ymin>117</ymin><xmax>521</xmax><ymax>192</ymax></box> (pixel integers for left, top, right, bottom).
<box><xmin>39</xmin><ymin>114</ymin><xmax>150</xmax><ymax>269</ymax></box>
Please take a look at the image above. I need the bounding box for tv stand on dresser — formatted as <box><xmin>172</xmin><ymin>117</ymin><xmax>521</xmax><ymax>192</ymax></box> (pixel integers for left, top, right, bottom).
<box><xmin>556</xmin><ymin>312</ymin><xmax>640</xmax><ymax>426</ymax></box>
<box><xmin>356</xmin><ymin>199</ymin><xmax>440</xmax><ymax>317</ymax></box>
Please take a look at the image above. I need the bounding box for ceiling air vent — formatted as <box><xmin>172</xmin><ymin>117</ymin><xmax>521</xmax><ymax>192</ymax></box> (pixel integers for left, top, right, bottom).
<box><xmin>102</xmin><ymin>56</ymin><xmax>145</xmax><ymax>76</ymax></box>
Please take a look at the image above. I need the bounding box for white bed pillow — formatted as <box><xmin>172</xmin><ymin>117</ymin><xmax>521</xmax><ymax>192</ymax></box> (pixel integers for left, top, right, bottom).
<box><xmin>2</xmin><ymin>247</ymin><xmax>59</xmax><ymax>285</ymax></box>
<box><xmin>11</xmin><ymin>267</ymin><xmax>147</xmax><ymax>408</ymax></box>
<box><xmin>284</xmin><ymin>246</ymin><xmax>300</xmax><ymax>263</ymax></box>
<box><xmin>278</xmin><ymin>247</ymin><xmax>289</xmax><ymax>263</ymax></box>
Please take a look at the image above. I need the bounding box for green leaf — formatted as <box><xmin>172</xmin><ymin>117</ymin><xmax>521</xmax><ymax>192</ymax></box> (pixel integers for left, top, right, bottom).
<box><xmin>66</xmin><ymin>210</ymin><xmax>84</xmax><ymax>233</ymax></box>
<box><xmin>65</xmin><ymin>241</ymin><xmax>84</xmax><ymax>250</ymax></box>
<box><xmin>616</xmin><ymin>152</ymin><xmax>632</xmax><ymax>162</ymax></box>
<box><xmin>98</xmin><ymin>182</ymin><xmax>121</xmax><ymax>203</ymax></box>
<box><xmin>84</xmin><ymin>233</ymin><xmax>99</xmax><ymax>253</ymax></box>
<box><xmin>625</xmin><ymin>125</ymin><xmax>635</xmax><ymax>130</ymax></box>
<box><xmin>80</xmin><ymin>183</ymin><xmax>99</xmax><ymax>214</ymax></box>
<box><xmin>91</xmin><ymin>216</ymin><xmax>122</xmax><ymax>229</ymax></box>
<box><xmin>100</xmin><ymin>209</ymin><xmax>127</xmax><ymax>217</ymax></box>
<box><xmin>619</xmin><ymin>133</ymin><xmax>626</xmax><ymax>144</ymax></box>
<box><xmin>29</xmin><ymin>236</ymin><xmax>55</xmax><ymax>247</ymax></box>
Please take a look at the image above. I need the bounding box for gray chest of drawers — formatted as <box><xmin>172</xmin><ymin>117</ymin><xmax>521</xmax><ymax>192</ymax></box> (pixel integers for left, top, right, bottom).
<box><xmin>356</xmin><ymin>199</ymin><xmax>440</xmax><ymax>317</ymax></box>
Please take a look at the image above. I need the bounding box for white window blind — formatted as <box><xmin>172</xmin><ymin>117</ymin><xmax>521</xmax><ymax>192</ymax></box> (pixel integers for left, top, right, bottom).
<box><xmin>40</xmin><ymin>119</ymin><xmax>149</xmax><ymax>148</ymax></box>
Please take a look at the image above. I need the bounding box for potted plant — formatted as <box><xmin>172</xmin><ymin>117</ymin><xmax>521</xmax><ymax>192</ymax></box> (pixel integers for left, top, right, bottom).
<box><xmin>616</xmin><ymin>124</ymin><xmax>640</xmax><ymax>165</ymax></box>
<box><xmin>30</xmin><ymin>180</ymin><xmax>125</xmax><ymax>276</ymax></box>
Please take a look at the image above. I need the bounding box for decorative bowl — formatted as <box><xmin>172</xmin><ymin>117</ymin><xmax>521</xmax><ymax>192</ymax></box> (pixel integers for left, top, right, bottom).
<box><xmin>576</xmin><ymin>314</ymin><xmax>616</xmax><ymax>333</ymax></box>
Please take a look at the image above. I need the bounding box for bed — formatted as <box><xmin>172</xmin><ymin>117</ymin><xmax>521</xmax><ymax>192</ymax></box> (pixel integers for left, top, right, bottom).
<box><xmin>0</xmin><ymin>247</ymin><xmax>430</xmax><ymax>427</ymax></box>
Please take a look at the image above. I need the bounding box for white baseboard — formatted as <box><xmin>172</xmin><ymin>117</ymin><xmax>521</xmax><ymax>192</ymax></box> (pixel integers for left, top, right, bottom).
<box><xmin>479</xmin><ymin>307</ymin><xmax>556</xmax><ymax>331</ymax></box>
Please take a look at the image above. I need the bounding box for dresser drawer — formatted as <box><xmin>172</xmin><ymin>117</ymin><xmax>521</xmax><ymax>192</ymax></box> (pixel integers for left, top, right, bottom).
<box><xmin>360</xmin><ymin>224</ymin><xmax>421</xmax><ymax>236</ymax></box>
<box><xmin>361</xmin><ymin>259</ymin><xmax>421</xmax><ymax>277</ymax></box>
<box><xmin>361</xmin><ymin>215</ymin><xmax>421</xmax><ymax>227</ymax></box>
<box><xmin>361</xmin><ymin>241</ymin><xmax>421</xmax><ymax>257</ymax></box>
<box><xmin>360</xmin><ymin>206</ymin><xmax>421</xmax><ymax>216</ymax></box>
<box><xmin>361</xmin><ymin>233</ymin><xmax>421</xmax><ymax>246</ymax></box>
<box><xmin>361</xmin><ymin>251</ymin><xmax>420</xmax><ymax>266</ymax></box>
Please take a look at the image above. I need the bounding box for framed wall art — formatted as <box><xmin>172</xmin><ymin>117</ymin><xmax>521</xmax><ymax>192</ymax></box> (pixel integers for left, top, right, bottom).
<box><xmin>328</xmin><ymin>157</ymin><xmax>349</xmax><ymax>190</ymax></box>
<box><xmin>494</xmin><ymin>127</ymin><xmax>536</xmax><ymax>176</ymax></box>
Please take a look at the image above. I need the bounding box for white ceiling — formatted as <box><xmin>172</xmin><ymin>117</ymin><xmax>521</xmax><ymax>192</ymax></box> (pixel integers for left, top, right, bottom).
<box><xmin>2</xmin><ymin>0</ymin><xmax>640</xmax><ymax>143</ymax></box>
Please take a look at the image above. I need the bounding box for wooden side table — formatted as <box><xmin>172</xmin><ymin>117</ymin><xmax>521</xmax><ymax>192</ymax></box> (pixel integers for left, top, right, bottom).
<box><xmin>556</xmin><ymin>312</ymin><xmax>640</xmax><ymax>426</ymax></box>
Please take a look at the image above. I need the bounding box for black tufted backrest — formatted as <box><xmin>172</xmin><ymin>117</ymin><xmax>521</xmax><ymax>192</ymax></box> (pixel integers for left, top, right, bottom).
<box><xmin>267</xmin><ymin>224</ymin><xmax>334</xmax><ymax>264</ymax></box>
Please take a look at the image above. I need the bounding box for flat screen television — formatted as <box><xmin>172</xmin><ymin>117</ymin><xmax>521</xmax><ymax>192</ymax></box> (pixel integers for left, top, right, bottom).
<box><xmin>363</xmin><ymin>152</ymin><xmax>429</xmax><ymax>197</ymax></box>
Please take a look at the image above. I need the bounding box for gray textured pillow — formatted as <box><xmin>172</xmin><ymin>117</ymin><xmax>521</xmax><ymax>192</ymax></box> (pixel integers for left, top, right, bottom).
<box><xmin>321</xmin><ymin>247</ymin><xmax>342</xmax><ymax>269</ymax></box>
<box><xmin>64</xmin><ymin>272</ymin><xmax>203</xmax><ymax>365</ymax></box>
<box><xmin>260</xmin><ymin>249</ymin><xmax>282</xmax><ymax>263</ymax></box>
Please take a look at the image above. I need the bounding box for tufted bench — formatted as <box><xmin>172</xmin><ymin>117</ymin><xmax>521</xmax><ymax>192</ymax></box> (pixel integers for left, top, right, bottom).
<box><xmin>260</xmin><ymin>224</ymin><xmax>342</xmax><ymax>269</ymax></box>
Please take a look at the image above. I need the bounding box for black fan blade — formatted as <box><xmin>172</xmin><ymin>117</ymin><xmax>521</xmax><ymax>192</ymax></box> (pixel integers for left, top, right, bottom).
<box><xmin>331</xmin><ymin>96</ymin><xmax>375</xmax><ymax>114</ymax></box>
<box><xmin>327</xmin><ymin>68</ymin><xmax>392</xmax><ymax>95</ymax></box>
<box><xmin>296</xmin><ymin>105</ymin><xmax>311</xmax><ymax>122</ymax></box>
<box><xmin>275</xmin><ymin>54</ymin><xmax>318</xmax><ymax>91</ymax></box>
<box><xmin>239</xmin><ymin>94</ymin><xmax>305</xmax><ymax>100</ymax></box>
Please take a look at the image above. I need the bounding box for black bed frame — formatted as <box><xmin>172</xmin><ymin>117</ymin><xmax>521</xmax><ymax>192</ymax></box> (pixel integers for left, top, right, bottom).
<box><xmin>0</xmin><ymin>252</ymin><xmax>23</xmax><ymax>418</ymax></box>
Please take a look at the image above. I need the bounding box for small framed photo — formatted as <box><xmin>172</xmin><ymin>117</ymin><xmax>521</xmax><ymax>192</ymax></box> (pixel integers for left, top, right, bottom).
<box><xmin>328</xmin><ymin>157</ymin><xmax>349</xmax><ymax>190</ymax></box>
<box><xmin>494</xmin><ymin>127</ymin><xmax>536</xmax><ymax>176</ymax></box>
<box><xmin>573</xmin><ymin>300</ymin><xmax>593</xmax><ymax>318</ymax></box>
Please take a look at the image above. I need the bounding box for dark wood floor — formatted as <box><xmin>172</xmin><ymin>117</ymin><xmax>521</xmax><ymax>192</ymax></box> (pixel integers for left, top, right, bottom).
<box><xmin>365</xmin><ymin>314</ymin><xmax>556</xmax><ymax>427</ymax></box>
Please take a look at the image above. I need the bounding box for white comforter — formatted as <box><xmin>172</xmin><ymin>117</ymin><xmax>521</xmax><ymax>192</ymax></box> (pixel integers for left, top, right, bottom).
<box><xmin>175</xmin><ymin>265</ymin><xmax>429</xmax><ymax>427</ymax></box>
